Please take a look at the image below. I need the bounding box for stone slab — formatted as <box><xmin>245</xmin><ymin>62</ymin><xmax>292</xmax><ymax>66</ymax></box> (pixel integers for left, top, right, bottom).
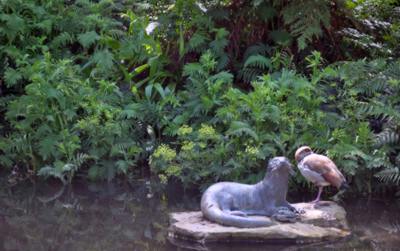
<box><xmin>168</xmin><ymin>201</ymin><xmax>351</xmax><ymax>244</ymax></box>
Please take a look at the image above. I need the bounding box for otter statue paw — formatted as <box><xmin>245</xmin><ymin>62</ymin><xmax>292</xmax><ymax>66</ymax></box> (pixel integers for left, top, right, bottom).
<box><xmin>276</xmin><ymin>206</ymin><xmax>296</xmax><ymax>213</ymax></box>
<box><xmin>296</xmin><ymin>208</ymin><xmax>306</xmax><ymax>214</ymax></box>
<box><xmin>289</xmin><ymin>206</ymin><xmax>305</xmax><ymax>215</ymax></box>
<box><xmin>272</xmin><ymin>207</ymin><xmax>300</xmax><ymax>223</ymax></box>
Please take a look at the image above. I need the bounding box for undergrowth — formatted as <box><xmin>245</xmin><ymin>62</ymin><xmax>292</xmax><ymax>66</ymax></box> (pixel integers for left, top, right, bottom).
<box><xmin>0</xmin><ymin>0</ymin><xmax>399</xmax><ymax>196</ymax></box>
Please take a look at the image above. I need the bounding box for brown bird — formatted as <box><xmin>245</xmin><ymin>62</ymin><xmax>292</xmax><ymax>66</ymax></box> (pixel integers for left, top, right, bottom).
<box><xmin>295</xmin><ymin>146</ymin><xmax>349</xmax><ymax>203</ymax></box>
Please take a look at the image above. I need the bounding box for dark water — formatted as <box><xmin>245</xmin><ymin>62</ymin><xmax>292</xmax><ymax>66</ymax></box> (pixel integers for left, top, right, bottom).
<box><xmin>0</xmin><ymin>179</ymin><xmax>399</xmax><ymax>251</ymax></box>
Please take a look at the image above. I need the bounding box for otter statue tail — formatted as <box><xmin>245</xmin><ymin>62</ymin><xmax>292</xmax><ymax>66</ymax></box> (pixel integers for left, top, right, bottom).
<box><xmin>201</xmin><ymin>195</ymin><xmax>274</xmax><ymax>228</ymax></box>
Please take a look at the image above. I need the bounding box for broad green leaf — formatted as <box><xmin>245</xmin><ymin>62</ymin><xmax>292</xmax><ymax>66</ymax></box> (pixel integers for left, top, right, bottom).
<box><xmin>145</xmin><ymin>84</ymin><xmax>153</xmax><ymax>99</ymax></box>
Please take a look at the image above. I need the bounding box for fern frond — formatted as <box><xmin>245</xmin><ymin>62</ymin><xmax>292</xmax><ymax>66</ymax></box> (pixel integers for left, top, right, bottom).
<box><xmin>243</xmin><ymin>43</ymin><xmax>270</xmax><ymax>60</ymax></box>
<box><xmin>244</xmin><ymin>55</ymin><xmax>272</xmax><ymax>69</ymax></box>
<box><xmin>208</xmin><ymin>71</ymin><xmax>233</xmax><ymax>84</ymax></box>
<box><xmin>90</xmin><ymin>49</ymin><xmax>114</xmax><ymax>70</ymax></box>
<box><xmin>4</xmin><ymin>67</ymin><xmax>23</xmax><ymax>87</ymax></box>
<box><xmin>210</xmin><ymin>38</ymin><xmax>228</xmax><ymax>56</ymax></box>
<box><xmin>188</xmin><ymin>32</ymin><xmax>208</xmax><ymax>53</ymax></box>
<box><xmin>50</xmin><ymin>32</ymin><xmax>74</xmax><ymax>49</ymax></box>
<box><xmin>183</xmin><ymin>62</ymin><xmax>205</xmax><ymax>78</ymax></box>
<box><xmin>239</xmin><ymin>68</ymin><xmax>262</xmax><ymax>83</ymax></box>
<box><xmin>376</xmin><ymin>128</ymin><xmax>400</xmax><ymax>146</ymax></box>
<box><xmin>375</xmin><ymin>168</ymin><xmax>400</xmax><ymax>185</ymax></box>
<box><xmin>356</xmin><ymin>101</ymin><xmax>400</xmax><ymax>121</ymax></box>
<box><xmin>282</xmin><ymin>0</ymin><xmax>330</xmax><ymax>50</ymax></box>
<box><xmin>38</xmin><ymin>166</ymin><xmax>64</xmax><ymax>180</ymax></box>
<box><xmin>216</xmin><ymin>53</ymin><xmax>229</xmax><ymax>71</ymax></box>
<box><xmin>73</xmin><ymin>153</ymin><xmax>90</xmax><ymax>167</ymax></box>
<box><xmin>386</xmin><ymin>61</ymin><xmax>400</xmax><ymax>79</ymax></box>
<box><xmin>110</xmin><ymin>141</ymin><xmax>137</xmax><ymax>157</ymax></box>
<box><xmin>107</xmin><ymin>29</ymin><xmax>125</xmax><ymax>39</ymax></box>
<box><xmin>78</xmin><ymin>31</ymin><xmax>100</xmax><ymax>48</ymax></box>
<box><xmin>227</xmin><ymin>121</ymin><xmax>259</xmax><ymax>141</ymax></box>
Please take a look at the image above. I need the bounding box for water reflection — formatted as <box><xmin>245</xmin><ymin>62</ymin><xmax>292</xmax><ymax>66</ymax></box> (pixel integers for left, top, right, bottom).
<box><xmin>0</xmin><ymin>179</ymin><xmax>399</xmax><ymax>251</ymax></box>
<box><xmin>0</xmin><ymin>180</ymin><xmax>173</xmax><ymax>251</ymax></box>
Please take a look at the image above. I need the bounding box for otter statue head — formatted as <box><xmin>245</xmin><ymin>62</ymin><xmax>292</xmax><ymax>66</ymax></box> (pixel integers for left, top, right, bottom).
<box><xmin>267</xmin><ymin>157</ymin><xmax>295</xmax><ymax>176</ymax></box>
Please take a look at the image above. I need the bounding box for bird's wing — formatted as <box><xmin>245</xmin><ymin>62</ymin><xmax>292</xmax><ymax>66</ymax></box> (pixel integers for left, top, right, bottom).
<box><xmin>303</xmin><ymin>154</ymin><xmax>336</xmax><ymax>173</ymax></box>
<box><xmin>303</xmin><ymin>154</ymin><xmax>346</xmax><ymax>188</ymax></box>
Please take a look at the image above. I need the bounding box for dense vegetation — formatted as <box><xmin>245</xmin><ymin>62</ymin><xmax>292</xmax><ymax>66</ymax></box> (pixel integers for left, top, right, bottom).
<box><xmin>0</xmin><ymin>0</ymin><xmax>399</xmax><ymax>196</ymax></box>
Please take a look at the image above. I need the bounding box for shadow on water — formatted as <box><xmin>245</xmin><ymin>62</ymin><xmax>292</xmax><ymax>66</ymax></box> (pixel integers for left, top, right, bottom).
<box><xmin>0</xmin><ymin>178</ymin><xmax>399</xmax><ymax>251</ymax></box>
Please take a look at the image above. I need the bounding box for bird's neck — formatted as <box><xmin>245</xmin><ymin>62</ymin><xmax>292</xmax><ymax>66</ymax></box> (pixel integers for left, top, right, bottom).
<box><xmin>299</xmin><ymin>152</ymin><xmax>313</xmax><ymax>162</ymax></box>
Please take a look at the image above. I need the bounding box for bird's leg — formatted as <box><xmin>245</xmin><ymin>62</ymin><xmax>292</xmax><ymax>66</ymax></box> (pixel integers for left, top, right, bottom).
<box><xmin>311</xmin><ymin>186</ymin><xmax>323</xmax><ymax>203</ymax></box>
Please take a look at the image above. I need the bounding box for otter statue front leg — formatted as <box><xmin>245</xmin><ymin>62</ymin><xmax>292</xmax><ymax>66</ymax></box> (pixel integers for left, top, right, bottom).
<box><xmin>281</xmin><ymin>201</ymin><xmax>305</xmax><ymax>214</ymax></box>
<box><xmin>281</xmin><ymin>201</ymin><xmax>306</xmax><ymax>215</ymax></box>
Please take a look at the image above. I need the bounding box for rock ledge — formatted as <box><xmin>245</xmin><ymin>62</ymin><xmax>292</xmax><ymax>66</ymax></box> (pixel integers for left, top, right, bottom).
<box><xmin>168</xmin><ymin>201</ymin><xmax>351</xmax><ymax>244</ymax></box>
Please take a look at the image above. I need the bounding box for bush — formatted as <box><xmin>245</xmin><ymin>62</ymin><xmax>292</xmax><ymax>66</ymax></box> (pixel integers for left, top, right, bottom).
<box><xmin>151</xmin><ymin>52</ymin><xmax>400</xmax><ymax>193</ymax></box>
<box><xmin>1</xmin><ymin>55</ymin><xmax>145</xmax><ymax>182</ymax></box>
<box><xmin>0</xmin><ymin>0</ymin><xmax>399</xmax><ymax>196</ymax></box>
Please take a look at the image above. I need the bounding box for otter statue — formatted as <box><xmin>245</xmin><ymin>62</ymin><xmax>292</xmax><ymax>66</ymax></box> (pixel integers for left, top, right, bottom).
<box><xmin>201</xmin><ymin>157</ymin><xmax>300</xmax><ymax>228</ymax></box>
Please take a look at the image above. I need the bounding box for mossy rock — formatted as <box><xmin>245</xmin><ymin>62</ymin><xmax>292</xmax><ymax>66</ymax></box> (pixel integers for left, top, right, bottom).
<box><xmin>168</xmin><ymin>201</ymin><xmax>351</xmax><ymax>245</ymax></box>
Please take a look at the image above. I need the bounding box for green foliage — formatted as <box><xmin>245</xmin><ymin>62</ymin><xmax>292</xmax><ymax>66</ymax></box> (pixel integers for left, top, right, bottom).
<box><xmin>375</xmin><ymin>167</ymin><xmax>400</xmax><ymax>185</ymax></box>
<box><xmin>150</xmin><ymin>51</ymin><xmax>400</xmax><ymax>194</ymax></box>
<box><xmin>0</xmin><ymin>56</ymin><xmax>146</xmax><ymax>182</ymax></box>
<box><xmin>0</xmin><ymin>0</ymin><xmax>167</xmax><ymax>89</ymax></box>
<box><xmin>0</xmin><ymin>0</ymin><xmax>399</xmax><ymax>197</ymax></box>
<box><xmin>323</xmin><ymin>59</ymin><xmax>400</xmax><ymax>192</ymax></box>
<box><xmin>240</xmin><ymin>54</ymin><xmax>272</xmax><ymax>83</ymax></box>
<box><xmin>151</xmin><ymin>51</ymin><xmax>331</xmax><ymax>188</ymax></box>
<box><xmin>0</xmin><ymin>0</ymin><xmax>173</xmax><ymax>182</ymax></box>
<box><xmin>342</xmin><ymin>0</ymin><xmax>400</xmax><ymax>57</ymax></box>
<box><xmin>179</xmin><ymin>51</ymin><xmax>233</xmax><ymax>123</ymax></box>
<box><xmin>280</xmin><ymin>0</ymin><xmax>331</xmax><ymax>50</ymax></box>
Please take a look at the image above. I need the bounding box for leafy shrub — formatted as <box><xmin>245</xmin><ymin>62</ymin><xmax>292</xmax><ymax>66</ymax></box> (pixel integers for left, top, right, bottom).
<box><xmin>0</xmin><ymin>0</ymin><xmax>399</xmax><ymax>197</ymax></box>
<box><xmin>0</xmin><ymin>55</ymin><xmax>145</xmax><ymax>182</ymax></box>
<box><xmin>0</xmin><ymin>0</ymin><xmax>170</xmax><ymax>182</ymax></box>
<box><xmin>0</xmin><ymin>0</ymin><xmax>167</xmax><ymax>90</ymax></box>
<box><xmin>151</xmin><ymin>51</ymin><xmax>400</xmax><ymax>194</ymax></box>
<box><xmin>151</xmin><ymin>52</ymin><xmax>331</xmax><ymax>188</ymax></box>
<box><xmin>342</xmin><ymin>0</ymin><xmax>400</xmax><ymax>57</ymax></box>
<box><xmin>327</xmin><ymin>59</ymin><xmax>400</xmax><ymax>192</ymax></box>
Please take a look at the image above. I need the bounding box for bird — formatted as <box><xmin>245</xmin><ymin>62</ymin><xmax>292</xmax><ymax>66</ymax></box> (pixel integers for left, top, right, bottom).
<box><xmin>294</xmin><ymin>146</ymin><xmax>349</xmax><ymax>203</ymax></box>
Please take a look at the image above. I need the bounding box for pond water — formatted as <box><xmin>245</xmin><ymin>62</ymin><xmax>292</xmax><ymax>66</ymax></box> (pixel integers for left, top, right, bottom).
<box><xmin>0</xmin><ymin>179</ymin><xmax>399</xmax><ymax>251</ymax></box>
